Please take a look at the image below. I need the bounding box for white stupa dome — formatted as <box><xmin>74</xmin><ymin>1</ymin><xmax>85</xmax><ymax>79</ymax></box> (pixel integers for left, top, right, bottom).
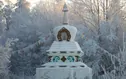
<box><xmin>53</xmin><ymin>25</ymin><xmax>77</xmax><ymax>41</ymax></box>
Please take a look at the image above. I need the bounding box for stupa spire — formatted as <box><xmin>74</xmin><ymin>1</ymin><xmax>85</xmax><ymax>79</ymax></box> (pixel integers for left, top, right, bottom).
<box><xmin>62</xmin><ymin>2</ymin><xmax>68</xmax><ymax>25</ymax></box>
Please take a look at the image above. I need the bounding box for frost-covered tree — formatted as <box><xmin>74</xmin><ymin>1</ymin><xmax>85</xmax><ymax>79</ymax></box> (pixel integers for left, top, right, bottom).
<box><xmin>0</xmin><ymin>39</ymin><xmax>13</xmax><ymax>79</ymax></box>
<box><xmin>71</xmin><ymin>0</ymin><xmax>125</xmax><ymax>38</ymax></box>
<box><xmin>0</xmin><ymin>1</ymin><xmax>6</xmax><ymax>35</ymax></box>
<box><xmin>70</xmin><ymin>1</ymin><xmax>126</xmax><ymax>78</ymax></box>
<box><xmin>8</xmin><ymin>0</ymin><xmax>56</xmax><ymax>78</ymax></box>
<box><xmin>0</xmin><ymin>0</ymin><xmax>126</xmax><ymax>79</ymax></box>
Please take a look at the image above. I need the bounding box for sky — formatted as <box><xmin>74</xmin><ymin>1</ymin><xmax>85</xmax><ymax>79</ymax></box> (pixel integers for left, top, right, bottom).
<box><xmin>2</xmin><ymin>0</ymin><xmax>41</xmax><ymax>5</ymax></box>
<box><xmin>2</xmin><ymin>0</ymin><xmax>69</xmax><ymax>5</ymax></box>
<box><xmin>1</xmin><ymin>0</ymin><xmax>64</xmax><ymax>7</ymax></box>
<box><xmin>1</xmin><ymin>0</ymin><xmax>42</xmax><ymax>8</ymax></box>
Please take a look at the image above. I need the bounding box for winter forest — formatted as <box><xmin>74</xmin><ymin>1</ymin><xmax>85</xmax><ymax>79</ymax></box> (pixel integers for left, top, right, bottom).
<box><xmin>0</xmin><ymin>0</ymin><xmax>126</xmax><ymax>79</ymax></box>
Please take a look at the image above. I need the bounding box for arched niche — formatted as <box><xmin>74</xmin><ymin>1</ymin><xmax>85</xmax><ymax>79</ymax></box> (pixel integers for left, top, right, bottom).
<box><xmin>57</xmin><ymin>27</ymin><xmax>71</xmax><ymax>41</ymax></box>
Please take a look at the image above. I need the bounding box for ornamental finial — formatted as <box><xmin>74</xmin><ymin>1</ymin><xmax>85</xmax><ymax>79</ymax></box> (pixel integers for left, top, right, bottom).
<box><xmin>62</xmin><ymin>2</ymin><xmax>68</xmax><ymax>25</ymax></box>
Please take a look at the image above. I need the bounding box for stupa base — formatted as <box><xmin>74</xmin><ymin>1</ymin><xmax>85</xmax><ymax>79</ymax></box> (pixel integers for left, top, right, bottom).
<box><xmin>36</xmin><ymin>62</ymin><xmax>92</xmax><ymax>79</ymax></box>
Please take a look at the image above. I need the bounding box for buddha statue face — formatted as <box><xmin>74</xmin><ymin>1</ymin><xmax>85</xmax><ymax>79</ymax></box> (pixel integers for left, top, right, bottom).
<box><xmin>57</xmin><ymin>27</ymin><xmax>71</xmax><ymax>41</ymax></box>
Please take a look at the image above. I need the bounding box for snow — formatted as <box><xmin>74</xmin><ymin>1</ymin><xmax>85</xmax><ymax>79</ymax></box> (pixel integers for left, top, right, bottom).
<box><xmin>41</xmin><ymin>62</ymin><xmax>87</xmax><ymax>67</ymax></box>
<box><xmin>48</xmin><ymin>41</ymin><xmax>83</xmax><ymax>52</ymax></box>
<box><xmin>82</xmin><ymin>39</ymin><xmax>99</xmax><ymax>56</ymax></box>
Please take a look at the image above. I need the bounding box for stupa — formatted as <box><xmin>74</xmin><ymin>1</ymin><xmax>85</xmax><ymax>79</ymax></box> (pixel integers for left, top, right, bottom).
<box><xmin>36</xmin><ymin>2</ymin><xmax>92</xmax><ymax>79</ymax></box>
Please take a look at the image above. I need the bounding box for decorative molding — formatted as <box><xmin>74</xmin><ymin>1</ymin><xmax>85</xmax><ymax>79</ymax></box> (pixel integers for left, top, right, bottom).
<box><xmin>60</xmin><ymin>51</ymin><xmax>67</xmax><ymax>53</ymax></box>
<box><xmin>57</xmin><ymin>27</ymin><xmax>71</xmax><ymax>41</ymax></box>
<box><xmin>53</xmin><ymin>56</ymin><xmax>60</xmax><ymax>62</ymax></box>
<box><xmin>48</xmin><ymin>56</ymin><xmax>52</xmax><ymax>62</ymax></box>
<box><xmin>75</xmin><ymin>56</ymin><xmax>79</xmax><ymax>62</ymax></box>
<box><xmin>67</xmin><ymin>56</ymin><xmax>74</xmax><ymax>62</ymax></box>
<box><xmin>80</xmin><ymin>65</ymin><xmax>85</xmax><ymax>67</ymax></box>
<box><xmin>61</xmin><ymin>56</ymin><xmax>66</xmax><ymax>62</ymax></box>
<box><xmin>49</xmin><ymin>55</ymin><xmax>81</xmax><ymax>62</ymax></box>
<box><xmin>59</xmin><ymin>65</ymin><xmax>67</xmax><ymax>67</ymax></box>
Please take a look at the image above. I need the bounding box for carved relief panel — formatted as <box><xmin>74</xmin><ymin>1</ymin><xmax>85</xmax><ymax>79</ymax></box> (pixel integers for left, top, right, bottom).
<box><xmin>57</xmin><ymin>27</ymin><xmax>71</xmax><ymax>41</ymax></box>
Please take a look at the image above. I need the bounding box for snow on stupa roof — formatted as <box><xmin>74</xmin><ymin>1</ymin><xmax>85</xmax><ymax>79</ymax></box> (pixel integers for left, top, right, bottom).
<box><xmin>41</xmin><ymin>62</ymin><xmax>87</xmax><ymax>68</ymax></box>
<box><xmin>47</xmin><ymin>41</ymin><xmax>81</xmax><ymax>51</ymax></box>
